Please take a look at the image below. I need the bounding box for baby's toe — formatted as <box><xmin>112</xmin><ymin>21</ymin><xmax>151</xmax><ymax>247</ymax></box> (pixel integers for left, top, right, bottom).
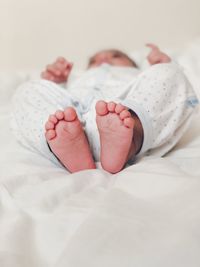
<box><xmin>49</xmin><ymin>114</ymin><xmax>58</xmax><ymax>124</ymax></box>
<box><xmin>64</xmin><ymin>107</ymin><xmax>77</xmax><ymax>122</ymax></box>
<box><xmin>124</xmin><ymin>117</ymin><xmax>135</xmax><ymax>129</ymax></box>
<box><xmin>55</xmin><ymin>110</ymin><xmax>64</xmax><ymax>120</ymax></box>
<box><xmin>45</xmin><ymin>121</ymin><xmax>55</xmax><ymax>130</ymax></box>
<box><xmin>115</xmin><ymin>103</ymin><xmax>126</xmax><ymax>114</ymax></box>
<box><xmin>119</xmin><ymin>110</ymin><xmax>130</xmax><ymax>120</ymax></box>
<box><xmin>107</xmin><ymin>102</ymin><xmax>116</xmax><ymax>112</ymax></box>
<box><xmin>45</xmin><ymin>129</ymin><xmax>56</xmax><ymax>140</ymax></box>
<box><xmin>96</xmin><ymin>100</ymin><xmax>108</xmax><ymax>116</ymax></box>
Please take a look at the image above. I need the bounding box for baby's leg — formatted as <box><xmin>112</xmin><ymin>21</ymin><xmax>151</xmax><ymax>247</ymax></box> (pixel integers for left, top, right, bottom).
<box><xmin>122</xmin><ymin>62</ymin><xmax>198</xmax><ymax>156</ymax></box>
<box><xmin>11</xmin><ymin>79</ymin><xmax>82</xmax><ymax>166</ymax></box>
<box><xmin>45</xmin><ymin>107</ymin><xmax>96</xmax><ymax>173</ymax></box>
<box><xmin>96</xmin><ymin>100</ymin><xmax>143</xmax><ymax>173</ymax></box>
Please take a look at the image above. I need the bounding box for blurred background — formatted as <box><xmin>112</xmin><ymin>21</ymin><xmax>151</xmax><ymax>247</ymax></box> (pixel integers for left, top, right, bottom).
<box><xmin>0</xmin><ymin>0</ymin><xmax>200</xmax><ymax>70</ymax></box>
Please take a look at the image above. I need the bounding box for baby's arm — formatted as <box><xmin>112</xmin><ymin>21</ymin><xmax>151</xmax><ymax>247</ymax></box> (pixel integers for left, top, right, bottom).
<box><xmin>146</xmin><ymin>44</ymin><xmax>171</xmax><ymax>65</ymax></box>
<box><xmin>41</xmin><ymin>57</ymin><xmax>73</xmax><ymax>84</ymax></box>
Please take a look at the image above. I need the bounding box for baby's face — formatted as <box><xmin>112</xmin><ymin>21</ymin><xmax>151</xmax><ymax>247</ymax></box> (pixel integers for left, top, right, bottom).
<box><xmin>88</xmin><ymin>49</ymin><xmax>137</xmax><ymax>68</ymax></box>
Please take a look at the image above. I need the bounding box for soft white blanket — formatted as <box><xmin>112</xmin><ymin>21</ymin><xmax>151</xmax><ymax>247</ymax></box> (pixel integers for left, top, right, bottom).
<box><xmin>0</xmin><ymin>39</ymin><xmax>200</xmax><ymax>267</ymax></box>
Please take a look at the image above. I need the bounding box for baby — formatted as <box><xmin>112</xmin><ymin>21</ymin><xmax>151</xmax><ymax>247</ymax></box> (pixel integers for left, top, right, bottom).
<box><xmin>11</xmin><ymin>45</ymin><xmax>199</xmax><ymax>173</ymax></box>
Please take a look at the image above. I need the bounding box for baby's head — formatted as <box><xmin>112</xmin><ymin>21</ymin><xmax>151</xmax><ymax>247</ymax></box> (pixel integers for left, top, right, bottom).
<box><xmin>88</xmin><ymin>49</ymin><xmax>137</xmax><ymax>68</ymax></box>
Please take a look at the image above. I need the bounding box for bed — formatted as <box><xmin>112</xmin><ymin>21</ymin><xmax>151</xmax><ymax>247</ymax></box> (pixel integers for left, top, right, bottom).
<box><xmin>0</xmin><ymin>39</ymin><xmax>200</xmax><ymax>267</ymax></box>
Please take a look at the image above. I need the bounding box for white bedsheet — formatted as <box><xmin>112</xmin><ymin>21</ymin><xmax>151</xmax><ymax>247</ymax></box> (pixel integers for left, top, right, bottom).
<box><xmin>0</xmin><ymin>39</ymin><xmax>200</xmax><ymax>267</ymax></box>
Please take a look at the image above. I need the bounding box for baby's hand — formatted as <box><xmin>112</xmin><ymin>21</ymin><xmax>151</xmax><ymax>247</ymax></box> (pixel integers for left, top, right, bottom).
<box><xmin>41</xmin><ymin>57</ymin><xmax>73</xmax><ymax>83</ymax></box>
<box><xmin>146</xmin><ymin>44</ymin><xmax>171</xmax><ymax>65</ymax></box>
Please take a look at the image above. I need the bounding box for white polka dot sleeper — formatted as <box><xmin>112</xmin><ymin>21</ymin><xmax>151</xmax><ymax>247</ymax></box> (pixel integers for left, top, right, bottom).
<box><xmin>11</xmin><ymin>62</ymin><xmax>199</xmax><ymax>166</ymax></box>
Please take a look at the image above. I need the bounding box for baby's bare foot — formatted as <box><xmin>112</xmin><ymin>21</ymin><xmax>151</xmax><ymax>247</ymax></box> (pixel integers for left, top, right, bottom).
<box><xmin>45</xmin><ymin>107</ymin><xmax>96</xmax><ymax>173</ymax></box>
<box><xmin>96</xmin><ymin>100</ymin><xmax>135</xmax><ymax>173</ymax></box>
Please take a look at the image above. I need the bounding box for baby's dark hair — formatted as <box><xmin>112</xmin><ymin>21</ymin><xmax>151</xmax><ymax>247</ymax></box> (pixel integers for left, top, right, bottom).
<box><xmin>108</xmin><ymin>49</ymin><xmax>138</xmax><ymax>68</ymax></box>
<box><xmin>88</xmin><ymin>49</ymin><xmax>138</xmax><ymax>68</ymax></box>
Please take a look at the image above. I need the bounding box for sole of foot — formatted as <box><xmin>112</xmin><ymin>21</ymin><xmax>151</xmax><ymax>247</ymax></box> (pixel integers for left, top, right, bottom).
<box><xmin>96</xmin><ymin>100</ymin><xmax>135</xmax><ymax>174</ymax></box>
<box><xmin>45</xmin><ymin>107</ymin><xmax>96</xmax><ymax>173</ymax></box>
